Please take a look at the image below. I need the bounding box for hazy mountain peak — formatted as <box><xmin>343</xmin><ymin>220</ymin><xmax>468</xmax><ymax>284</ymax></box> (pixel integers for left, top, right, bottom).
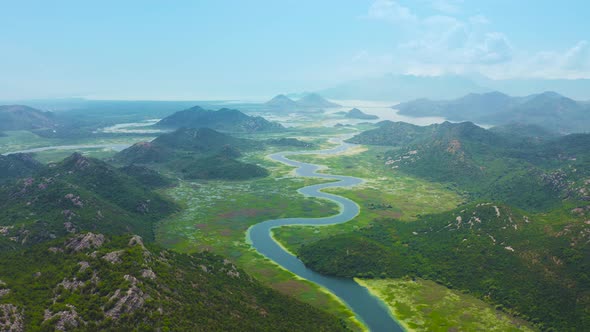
<box><xmin>0</xmin><ymin>104</ymin><xmax>57</xmax><ymax>130</ymax></box>
<box><xmin>296</xmin><ymin>93</ymin><xmax>341</xmax><ymax>108</ymax></box>
<box><xmin>344</xmin><ymin>108</ymin><xmax>378</xmax><ymax>120</ymax></box>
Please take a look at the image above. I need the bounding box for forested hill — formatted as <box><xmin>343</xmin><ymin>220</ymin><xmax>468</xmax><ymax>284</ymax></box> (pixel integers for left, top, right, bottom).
<box><xmin>0</xmin><ymin>153</ymin><xmax>178</xmax><ymax>249</ymax></box>
<box><xmin>0</xmin><ymin>153</ymin><xmax>43</xmax><ymax>184</ymax></box>
<box><xmin>0</xmin><ymin>233</ymin><xmax>347</xmax><ymax>331</ymax></box>
<box><xmin>348</xmin><ymin>121</ymin><xmax>590</xmax><ymax>211</ymax></box>
<box><xmin>298</xmin><ymin>203</ymin><xmax>590</xmax><ymax>331</ymax></box>
<box><xmin>114</xmin><ymin>128</ymin><xmax>268</xmax><ymax>180</ymax></box>
<box><xmin>0</xmin><ymin>105</ymin><xmax>57</xmax><ymax>131</ymax></box>
<box><xmin>156</xmin><ymin>106</ymin><xmax>284</xmax><ymax>132</ymax></box>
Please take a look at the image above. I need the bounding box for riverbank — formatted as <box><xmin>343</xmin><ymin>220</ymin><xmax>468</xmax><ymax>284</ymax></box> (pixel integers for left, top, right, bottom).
<box><xmin>247</xmin><ymin>137</ymin><xmax>404</xmax><ymax>332</ymax></box>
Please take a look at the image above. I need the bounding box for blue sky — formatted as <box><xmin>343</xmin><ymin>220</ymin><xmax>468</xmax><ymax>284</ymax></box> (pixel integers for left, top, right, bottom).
<box><xmin>1</xmin><ymin>0</ymin><xmax>589</xmax><ymax>100</ymax></box>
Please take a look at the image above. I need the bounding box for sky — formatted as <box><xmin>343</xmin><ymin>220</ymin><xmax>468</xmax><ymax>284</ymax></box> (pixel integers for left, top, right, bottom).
<box><xmin>1</xmin><ymin>0</ymin><xmax>589</xmax><ymax>100</ymax></box>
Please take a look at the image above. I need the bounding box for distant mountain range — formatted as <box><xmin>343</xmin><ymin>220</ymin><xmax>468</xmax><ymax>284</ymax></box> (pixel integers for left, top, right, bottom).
<box><xmin>156</xmin><ymin>106</ymin><xmax>284</xmax><ymax>133</ymax></box>
<box><xmin>264</xmin><ymin>93</ymin><xmax>340</xmax><ymax>112</ymax></box>
<box><xmin>0</xmin><ymin>105</ymin><xmax>57</xmax><ymax>131</ymax></box>
<box><xmin>393</xmin><ymin>91</ymin><xmax>590</xmax><ymax>133</ymax></box>
<box><xmin>318</xmin><ymin>73</ymin><xmax>590</xmax><ymax>102</ymax></box>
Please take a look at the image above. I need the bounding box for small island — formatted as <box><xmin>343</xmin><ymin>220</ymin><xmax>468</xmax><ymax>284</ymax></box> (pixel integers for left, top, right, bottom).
<box><xmin>343</xmin><ymin>108</ymin><xmax>378</xmax><ymax>120</ymax></box>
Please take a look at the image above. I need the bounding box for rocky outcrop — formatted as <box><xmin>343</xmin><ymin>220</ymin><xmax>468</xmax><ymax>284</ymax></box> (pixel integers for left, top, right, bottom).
<box><xmin>0</xmin><ymin>304</ymin><xmax>24</xmax><ymax>332</ymax></box>
<box><xmin>141</xmin><ymin>269</ymin><xmax>157</xmax><ymax>280</ymax></box>
<box><xmin>65</xmin><ymin>233</ymin><xmax>105</xmax><ymax>252</ymax></box>
<box><xmin>106</xmin><ymin>275</ymin><xmax>148</xmax><ymax>319</ymax></box>
<box><xmin>43</xmin><ymin>305</ymin><xmax>85</xmax><ymax>331</ymax></box>
<box><xmin>102</xmin><ymin>250</ymin><xmax>123</xmax><ymax>264</ymax></box>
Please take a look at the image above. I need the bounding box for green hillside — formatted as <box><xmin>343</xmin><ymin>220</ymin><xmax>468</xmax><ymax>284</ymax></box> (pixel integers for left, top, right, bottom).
<box><xmin>298</xmin><ymin>203</ymin><xmax>590</xmax><ymax>331</ymax></box>
<box><xmin>0</xmin><ymin>153</ymin><xmax>178</xmax><ymax>249</ymax></box>
<box><xmin>348</xmin><ymin>121</ymin><xmax>590</xmax><ymax>211</ymax></box>
<box><xmin>0</xmin><ymin>153</ymin><xmax>43</xmax><ymax>184</ymax></box>
<box><xmin>0</xmin><ymin>233</ymin><xmax>347</xmax><ymax>331</ymax></box>
<box><xmin>114</xmin><ymin>128</ymin><xmax>268</xmax><ymax>181</ymax></box>
<box><xmin>0</xmin><ymin>105</ymin><xmax>57</xmax><ymax>131</ymax></box>
<box><xmin>156</xmin><ymin>106</ymin><xmax>284</xmax><ymax>133</ymax></box>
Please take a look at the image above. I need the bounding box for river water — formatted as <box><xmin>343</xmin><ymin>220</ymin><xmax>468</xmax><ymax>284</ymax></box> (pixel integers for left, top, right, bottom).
<box><xmin>3</xmin><ymin>135</ymin><xmax>403</xmax><ymax>331</ymax></box>
<box><xmin>247</xmin><ymin>138</ymin><xmax>403</xmax><ymax>332</ymax></box>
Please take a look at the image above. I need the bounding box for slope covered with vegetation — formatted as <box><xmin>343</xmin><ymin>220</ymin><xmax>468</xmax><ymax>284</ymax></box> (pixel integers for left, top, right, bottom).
<box><xmin>0</xmin><ymin>153</ymin><xmax>43</xmax><ymax>184</ymax></box>
<box><xmin>299</xmin><ymin>203</ymin><xmax>590</xmax><ymax>331</ymax></box>
<box><xmin>0</xmin><ymin>105</ymin><xmax>57</xmax><ymax>131</ymax></box>
<box><xmin>0</xmin><ymin>233</ymin><xmax>347</xmax><ymax>331</ymax></box>
<box><xmin>348</xmin><ymin>121</ymin><xmax>590</xmax><ymax>211</ymax></box>
<box><xmin>114</xmin><ymin>127</ymin><xmax>269</xmax><ymax>181</ymax></box>
<box><xmin>0</xmin><ymin>153</ymin><xmax>178</xmax><ymax>249</ymax></box>
<box><xmin>156</xmin><ymin>106</ymin><xmax>284</xmax><ymax>133</ymax></box>
<box><xmin>291</xmin><ymin>121</ymin><xmax>590</xmax><ymax>331</ymax></box>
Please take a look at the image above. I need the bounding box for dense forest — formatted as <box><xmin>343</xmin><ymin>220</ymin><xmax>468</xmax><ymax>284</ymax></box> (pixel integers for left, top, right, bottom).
<box><xmin>298</xmin><ymin>203</ymin><xmax>590</xmax><ymax>331</ymax></box>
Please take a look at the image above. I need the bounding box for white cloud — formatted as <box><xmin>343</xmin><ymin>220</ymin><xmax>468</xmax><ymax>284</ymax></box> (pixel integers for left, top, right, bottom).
<box><xmin>463</xmin><ymin>40</ymin><xmax>590</xmax><ymax>80</ymax></box>
<box><xmin>468</xmin><ymin>15</ymin><xmax>489</xmax><ymax>25</ymax></box>
<box><xmin>360</xmin><ymin>0</ymin><xmax>590</xmax><ymax>79</ymax></box>
<box><xmin>339</xmin><ymin>50</ymin><xmax>396</xmax><ymax>77</ymax></box>
<box><xmin>366</xmin><ymin>1</ymin><xmax>512</xmax><ymax>71</ymax></box>
<box><xmin>561</xmin><ymin>40</ymin><xmax>590</xmax><ymax>70</ymax></box>
<box><xmin>430</xmin><ymin>0</ymin><xmax>463</xmax><ymax>14</ymax></box>
<box><xmin>367</xmin><ymin>0</ymin><xmax>417</xmax><ymax>23</ymax></box>
<box><xmin>470</xmin><ymin>32</ymin><xmax>512</xmax><ymax>64</ymax></box>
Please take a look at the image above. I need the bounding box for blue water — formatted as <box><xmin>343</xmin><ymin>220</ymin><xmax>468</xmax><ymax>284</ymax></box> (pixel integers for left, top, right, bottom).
<box><xmin>247</xmin><ymin>139</ymin><xmax>403</xmax><ymax>332</ymax></box>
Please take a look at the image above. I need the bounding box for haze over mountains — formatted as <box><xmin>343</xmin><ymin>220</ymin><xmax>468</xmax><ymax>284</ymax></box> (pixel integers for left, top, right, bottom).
<box><xmin>394</xmin><ymin>91</ymin><xmax>590</xmax><ymax>133</ymax></box>
<box><xmin>264</xmin><ymin>93</ymin><xmax>341</xmax><ymax>112</ymax></box>
<box><xmin>319</xmin><ymin>74</ymin><xmax>590</xmax><ymax>102</ymax></box>
<box><xmin>0</xmin><ymin>105</ymin><xmax>58</xmax><ymax>131</ymax></box>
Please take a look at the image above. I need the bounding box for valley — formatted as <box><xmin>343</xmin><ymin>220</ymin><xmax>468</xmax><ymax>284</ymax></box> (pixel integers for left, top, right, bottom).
<box><xmin>4</xmin><ymin>3</ymin><xmax>590</xmax><ymax>331</ymax></box>
<box><xmin>0</xmin><ymin>97</ymin><xmax>588</xmax><ymax>331</ymax></box>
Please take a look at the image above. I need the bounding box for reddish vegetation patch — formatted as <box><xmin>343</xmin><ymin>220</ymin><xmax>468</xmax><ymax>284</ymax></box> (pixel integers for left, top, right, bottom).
<box><xmin>273</xmin><ymin>280</ymin><xmax>310</xmax><ymax>295</ymax></box>
<box><xmin>194</xmin><ymin>223</ymin><xmax>209</xmax><ymax>229</ymax></box>
<box><xmin>377</xmin><ymin>211</ymin><xmax>403</xmax><ymax>218</ymax></box>
<box><xmin>218</xmin><ymin>208</ymin><xmax>266</xmax><ymax>219</ymax></box>
<box><xmin>447</xmin><ymin>139</ymin><xmax>462</xmax><ymax>154</ymax></box>
<box><xmin>356</xmin><ymin>192</ymin><xmax>371</xmax><ymax>200</ymax></box>
<box><xmin>257</xmin><ymin>268</ymin><xmax>278</xmax><ymax>278</ymax></box>
<box><xmin>218</xmin><ymin>229</ymin><xmax>233</xmax><ymax>237</ymax></box>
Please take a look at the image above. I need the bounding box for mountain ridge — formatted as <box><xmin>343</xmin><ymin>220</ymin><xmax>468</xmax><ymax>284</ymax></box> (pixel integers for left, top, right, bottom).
<box><xmin>156</xmin><ymin>106</ymin><xmax>284</xmax><ymax>132</ymax></box>
<box><xmin>393</xmin><ymin>91</ymin><xmax>590</xmax><ymax>133</ymax></box>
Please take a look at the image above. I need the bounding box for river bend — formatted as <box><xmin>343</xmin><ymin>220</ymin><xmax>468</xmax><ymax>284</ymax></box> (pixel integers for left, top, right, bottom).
<box><xmin>247</xmin><ymin>138</ymin><xmax>402</xmax><ymax>332</ymax></box>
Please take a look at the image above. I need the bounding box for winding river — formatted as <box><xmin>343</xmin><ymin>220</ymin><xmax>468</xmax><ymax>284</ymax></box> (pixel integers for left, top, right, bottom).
<box><xmin>3</xmin><ymin>135</ymin><xmax>402</xmax><ymax>330</ymax></box>
<box><xmin>247</xmin><ymin>137</ymin><xmax>403</xmax><ymax>332</ymax></box>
